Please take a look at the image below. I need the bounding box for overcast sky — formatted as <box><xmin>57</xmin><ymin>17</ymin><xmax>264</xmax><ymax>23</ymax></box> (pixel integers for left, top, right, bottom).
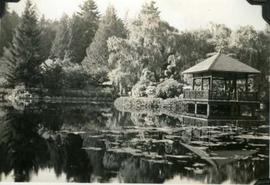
<box><xmin>9</xmin><ymin>0</ymin><xmax>267</xmax><ymax>31</ymax></box>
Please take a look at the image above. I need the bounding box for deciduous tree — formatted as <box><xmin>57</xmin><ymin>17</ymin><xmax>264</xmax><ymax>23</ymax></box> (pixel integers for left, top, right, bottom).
<box><xmin>209</xmin><ymin>23</ymin><xmax>231</xmax><ymax>52</ymax></box>
<box><xmin>82</xmin><ymin>6</ymin><xmax>127</xmax><ymax>83</ymax></box>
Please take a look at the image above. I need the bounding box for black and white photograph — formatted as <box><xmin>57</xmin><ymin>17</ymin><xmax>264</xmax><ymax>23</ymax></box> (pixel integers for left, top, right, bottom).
<box><xmin>0</xmin><ymin>0</ymin><xmax>269</xmax><ymax>184</ymax></box>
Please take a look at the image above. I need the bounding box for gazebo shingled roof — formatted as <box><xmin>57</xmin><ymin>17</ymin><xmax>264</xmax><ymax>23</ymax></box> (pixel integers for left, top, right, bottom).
<box><xmin>182</xmin><ymin>52</ymin><xmax>261</xmax><ymax>74</ymax></box>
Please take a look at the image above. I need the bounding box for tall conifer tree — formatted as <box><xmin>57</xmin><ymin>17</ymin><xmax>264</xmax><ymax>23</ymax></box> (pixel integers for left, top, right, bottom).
<box><xmin>0</xmin><ymin>8</ymin><xmax>20</xmax><ymax>57</ymax></box>
<box><xmin>67</xmin><ymin>0</ymin><xmax>99</xmax><ymax>64</ymax></box>
<box><xmin>1</xmin><ymin>0</ymin><xmax>42</xmax><ymax>87</ymax></box>
<box><xmin>50</xmin><ymin>14</ymin><xmax>70</xmax><ymax>60</ymax></box>
<box><xmin>82</xmin><ymin>5</ymin><xmax>127</xmax><ymax>83</ymax></box>
<box><xmin>39</xmin><ymin>15</ymin><xmax>57</xmax><ymax>60</ymax></box>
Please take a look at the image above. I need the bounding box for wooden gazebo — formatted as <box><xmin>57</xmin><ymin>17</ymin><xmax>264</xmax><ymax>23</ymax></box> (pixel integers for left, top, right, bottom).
<box><xmin>182</xmin><ymin>52</ymin><xmax>261</xmax><ymax>120</ymax></box>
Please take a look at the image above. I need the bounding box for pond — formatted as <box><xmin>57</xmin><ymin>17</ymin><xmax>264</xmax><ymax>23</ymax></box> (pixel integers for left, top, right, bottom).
<box><xmin>0</xmin><ymin>102</ymin><xmax>268</xmax><ymax>184</ymax></box>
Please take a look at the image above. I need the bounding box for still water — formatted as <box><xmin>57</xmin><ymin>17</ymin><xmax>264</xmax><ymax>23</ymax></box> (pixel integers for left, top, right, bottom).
<box><xmin>0</xmin><ymin>102</ymin><xmax>268</xmax><ymax>183</ymax></box>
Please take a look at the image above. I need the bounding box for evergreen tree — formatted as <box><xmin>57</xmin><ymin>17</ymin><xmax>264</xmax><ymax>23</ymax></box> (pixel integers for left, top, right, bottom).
<box><xmin>39</xmin><ymin>15</ymin><xmax>57</xmax><ymax>60</ymax></box>
<box><xmin>67</xmin><ymin>0</ymin><xmax>99</xmax><ymax>64</ymax></box>
<box><xmin>82</xmin><ymin>5</ymin><xmax>127</xmax><ymax>83</ymax></box>
<box><xmin>130</xmin><ymin>1</ymin><xmax>162</xmax><ymax>44</ymax></box>
<box><xmin>0</xmin><ymin>9</ymin><xmax>20</xmax><ymax>79</ymax></box>
<box><xmin>50</xmin><ymin>14</ymin><xmax>70</xmax><ymax>60</ymax></box>
<box><xmin>1</xmin><ymin>0</ymin><xmax>43</xmax><ymax>87</ymax></box>
<box><xmin>0</xmin><ymin>9</ymin><xmax>20</xmax><ymax>57</ymax></box>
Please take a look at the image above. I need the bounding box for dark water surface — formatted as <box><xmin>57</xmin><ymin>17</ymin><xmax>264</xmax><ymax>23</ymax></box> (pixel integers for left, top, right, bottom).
<box><xmin>0</xmin><ymin>102</ymin><xmax>268</xmax><ymax>183</ymax></box>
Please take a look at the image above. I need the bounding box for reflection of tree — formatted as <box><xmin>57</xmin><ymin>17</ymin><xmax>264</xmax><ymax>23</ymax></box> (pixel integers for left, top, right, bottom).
<box><xmin>62</xmin><ymin>134</ymin><xmax>92</xmax><ymax>182</ymax></box>
<box><xmin>130</xmin><ymin>113</ymin><xmax>180</xmax><ymax>127</ymax></box>
<box><xmin>46</xmin><ymin>136</ymin><xmax>65</xmax><ymax>177</ymax></box>
<box><xmin>106</xmin><ymin>109</ymin><xmax>134</xmax><ymax>129</ymax></box>
<box><xmin>0</xmin><ymin>103</ymin><xmax>268</xmax><ymax>183</ymax></box>
<box><xmin>42</xmin><ymin>133</ymin><xmax>93</xmax><ymax>183</ymax></box>
<box><xmin>204</xmin><ymin>158</ymin><xmax>265</xmax><ymax>184</ymax></box>
<box><xmin>57</xmin><ymin>103</ymin><xmax>113</xmax><ymax>131</ymax></box>
<box><xmin>120</xmin><ymin>157</ymin><xmax>173</xmax><ymax>183</ymax></box>
<box><xmin>85</xmin><ymin>149</ymin><xmax>110</xmax><ymax>182</ymax></box>
<box><xmin>0</xmin><ymin>107</ymin><xmax>49</xmax><ymax>182</ymax></box>
<box><xmin>38</xmin><ymin>105</ymin><xmax>64</xmax><ymax>131</ymax></box>
<box><xmin>0</xmin><ymin>105</ymin><xmax>94</xmax><ymax>182</ymax></box>
<box><xmin>158</xmin><ymin>114</ymin><xmax>181</xmax><ymax>127</ymax></box>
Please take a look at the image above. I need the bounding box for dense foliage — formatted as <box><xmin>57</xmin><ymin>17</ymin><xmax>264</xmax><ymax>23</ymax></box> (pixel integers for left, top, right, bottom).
<box><xmin>66</xmin><ymin>0</ymin><xmax>99</xmax><ymax>64</ymax></box>
<box><xmin>131</xmin><ymin>68</ymin><xmax>156</xmax><ymax>97</ymax></box>
<box><xmin>0</xmin><ymin>9</ymin><xmax>20</xmax><ymax>85</ymax></box>
<box><xmin>155</xmin><ymin>79</ymin><xmax>183</xmax><ymax>99</ymax></box>
<box><xmin>49</xmin><ymin>14</ymin><xmax>70</xmax><ymax>60</ymax></box>
<box><xmin>82</xmin><ymin>6</ymin><xmax>127</xmax><ymax>83</ymax></box>
<box><xmin>1</xmin><ymin>1</ymin><xmax>43</xmax><ymax>87</ymax></box>
<box><xmin>41</xmin><ymin>58</ymin><xmax>92</xmax><ymax>91</ymax></box>
<box><xmin>39</xmin><ymin>16</ymin><xmax>57</xmax><ymax>60</ymax></box>
<box><xmin>0</xmin><ymin>0</ymin><xmax>268</xmax><ymax>112</ymax></box>
<box><xmin>0</xmin><ymin>10</ymin><xmax>20</xmax><ymax>58</ymax></box>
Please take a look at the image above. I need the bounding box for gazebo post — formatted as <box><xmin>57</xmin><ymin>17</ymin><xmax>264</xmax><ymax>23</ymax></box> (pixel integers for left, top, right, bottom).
<box><xmin>201</xmin><ymin>76</ymin><xmax>204</xmax><ymax>90</ymax></box>
<box><xmin>207</xmin><ymin>103</ymin><xmax>210</xmax><ymax>117</ymax></box>
<box><xmin>233</xmin><ymin>74</ymin><xmax>237</xmax><ymax>100</ymax></box>
<box><xmin>194</xmin><ymin>103</ymin><xmax>197</xmax><ymax>115</ymax></box>
<box><xmin>210</xmin><ymin>74</ymin><xmax>213</xmax><ymax>98</ymax></box>
<box><xmin>224</xmin><ymin>78</ymin><xmax>227</xmax><ymax>92</ymax></box>
<box><xmin>192</xmin><ymin>74</ymin><xmax>195</xmax><ymax>90</ymax></box>
<box><xmin>245</xmin><ymin>74</ymin><xmax>249</xmax><ymax>92</ymax></box>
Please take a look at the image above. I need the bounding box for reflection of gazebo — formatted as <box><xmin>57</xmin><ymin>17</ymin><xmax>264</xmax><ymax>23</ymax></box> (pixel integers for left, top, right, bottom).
<box><xmin>182</xmin><ymin>52</ymin><xmax>261</xmax><ymax>119</ymax></box>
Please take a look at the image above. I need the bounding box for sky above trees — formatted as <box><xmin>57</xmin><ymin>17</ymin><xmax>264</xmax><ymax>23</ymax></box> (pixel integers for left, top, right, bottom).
<box><xmin>9</xmin><ymin>0</ymin><xmax>267</xmax><ymax>31</ymax></box>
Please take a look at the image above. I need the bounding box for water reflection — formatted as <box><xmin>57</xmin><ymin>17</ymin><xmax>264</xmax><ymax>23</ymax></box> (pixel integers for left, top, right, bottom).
<box><xmin>0</xmin><ymin>102</ymin><xmax>268</xmax><ymax>183</ymax></box>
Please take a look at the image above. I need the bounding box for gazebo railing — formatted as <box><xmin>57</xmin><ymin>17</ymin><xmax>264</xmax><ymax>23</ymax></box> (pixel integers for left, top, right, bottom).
<box><xmin>237</xmin><ymin>91</ymin><xmax>258</xmax><ymax>101</ymax></box>
<box><xmin>183</xmin><ymin>90</ymin><xmax>258</xmax><ymax>101</ymax></box>
<box><xmin>183</xmin><ymin>90</ymin><xmax>210</xmax><ymax>100</ymax></box>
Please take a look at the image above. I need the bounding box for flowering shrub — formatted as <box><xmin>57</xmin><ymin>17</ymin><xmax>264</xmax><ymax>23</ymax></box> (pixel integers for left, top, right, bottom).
<box><xmin>131</xmin><ymin>68</ymin><xmax>156</xmax><ymax>97</ymax></box>
<box><xmin>155</xmin><ymin>79</ymin><xmax>183</xmax><ymax>99</ymax></box>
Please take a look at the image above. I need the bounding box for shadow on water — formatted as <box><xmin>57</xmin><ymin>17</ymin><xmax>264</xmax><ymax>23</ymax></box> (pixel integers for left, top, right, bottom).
<box><xmin>0</xmin><ymin>102</ymin><xmax>268</xmax><ymax>183</ymax></box>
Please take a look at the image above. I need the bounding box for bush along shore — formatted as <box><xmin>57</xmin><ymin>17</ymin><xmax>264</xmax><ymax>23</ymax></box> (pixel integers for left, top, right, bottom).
<box><xmin>114</xmin><ymin>97</ymin><xmax>184</xmax><ymax>117</ymax></box>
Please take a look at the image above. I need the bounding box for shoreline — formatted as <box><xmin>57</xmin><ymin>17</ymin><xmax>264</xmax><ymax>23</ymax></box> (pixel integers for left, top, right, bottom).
<box><xmin>114</xmin><ymin>97</ymin><xmax>184</xmax><ymax>116</ymax></box>
<box><xmin>0</xmin><ymin>87</ymin><xmax>116</xmax><ymax>104</ymax></box>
